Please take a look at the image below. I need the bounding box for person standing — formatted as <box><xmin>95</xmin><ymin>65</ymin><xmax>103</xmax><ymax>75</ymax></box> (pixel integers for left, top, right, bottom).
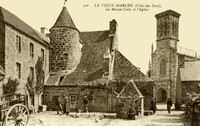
<box><xmin>150</xmin><ymin>98</ymin><xmax>157</xmax><ymax>114</ymax></box>
<box><xmin>82</xmin><ymin>95</ymin><xmax>89</xmax><ymax>113</ymax></box>
<box><xmin>56</xmin><ymin>96</ymin><xmax>63</xmax><ymax>115</ymax></box>
<box><xmin>65</xmin><ymin>96</ymin><xmax>70</xmax><ymax>116</ymax></box>
<box><xmin>191</xmin><ymin>98</ymin><xmax>200</xmax><ymax>126</ymax></box>
<box><xmin>167</xmin><ymin>98</ymin><xmax>172</xmax><ymax>114</ymax></box>
<box><xmin>62</xmin><ymin>95</ymin><xmax>66</xmax><ymax>114</ymax></box>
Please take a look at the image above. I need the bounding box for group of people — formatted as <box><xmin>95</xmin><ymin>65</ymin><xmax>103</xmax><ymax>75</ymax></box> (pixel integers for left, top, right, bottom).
<box><xmin>150</xmin><ymin>97</ymin><xmax>173</xmax><ymax>114</ymax></box>
<box><xmin>55</xmin><ymin>95</ymin><xmax>89</xmax><ymax>115</ymax></box>
<box><xmin>55</xmin><ymin>96</ymin><xmax>71</xmax><ymax>115</ymax></box>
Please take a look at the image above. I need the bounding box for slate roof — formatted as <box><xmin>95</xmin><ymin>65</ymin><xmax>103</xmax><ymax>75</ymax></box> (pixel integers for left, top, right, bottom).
<box><xmin>46</xmin><ymin>30</ymin><xmax>152</xmax><ymax>86</ymax></box>
<box><xmin>180</xmin><ymin>61</ymin><xmax>200</xmax><ymax>81</ymax></box>
<box><xmin>0</xmin><ymin>6</ymin><xmax>49</xmax><ymax>46</ymax></box>
<box><xmin>177</xmin><ymin>46</ymin><xmax>200</xmax><ymax>59</ymax></box>
<box><xmin>51</xmin><ymin>6</ymin><xmax>77</xmax><ymax>29</ymax></box>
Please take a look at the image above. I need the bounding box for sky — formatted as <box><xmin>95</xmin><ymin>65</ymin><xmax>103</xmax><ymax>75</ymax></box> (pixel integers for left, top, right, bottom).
<box><xmin>0</xmin><ymin>0</ymin><xmax>200</xmax><ymax>73</ymax></box>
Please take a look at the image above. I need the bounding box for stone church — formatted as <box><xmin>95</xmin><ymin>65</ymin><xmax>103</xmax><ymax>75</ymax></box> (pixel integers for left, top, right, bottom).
<box><xmin>149</xmin><ymin>10</ymin><xmax>200</xmax><ymax>108</ymax></box>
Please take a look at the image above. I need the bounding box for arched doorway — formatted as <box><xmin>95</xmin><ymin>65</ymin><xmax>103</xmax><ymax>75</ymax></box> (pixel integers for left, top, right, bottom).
<box><xmin>157</xmin><ymin>88</ymin><xmax>167</xmax><ymax>103</ymax></box>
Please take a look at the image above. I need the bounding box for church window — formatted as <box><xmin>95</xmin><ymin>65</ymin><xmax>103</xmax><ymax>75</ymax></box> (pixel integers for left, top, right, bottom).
<box><xmin>172</xmin><ymin>20</ymin><xmax>175</xmax><ymax>37</ymax></box>
<box><xmin>160</xmin><ymin>59</ymin><xmax>167</xmax><ymax>76</ymax></box>
<box><xmin>164</xmin><ymin>21</ymin><xmax>167</xmax><ymax>36</ymax></box>
<box><xmin>160</xmin><ymin>23</ymin><xmax>163</xmax><ymax>37</ymax></box>
<box><xmin>175</xmin><ymin>22</ymin><xmax>178</xmax><ymax>38</ymax></box>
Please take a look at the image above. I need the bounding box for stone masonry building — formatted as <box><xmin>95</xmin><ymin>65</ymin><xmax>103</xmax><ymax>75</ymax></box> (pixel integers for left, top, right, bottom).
<box><xmin>44</xmin><ymin>2</ymin><xmax>153</xmax><ymax>112</ymax></box>
<box><xmin>0</xmin><ymin>7</ymin><xmax>50</xmax><ymax>111</ymax></box>
<box><xmin>0</xmin><ymin>2</ymin><xmax>153</xmax><ymax>112</ymax></box>
<box><xmin>149</xmin><ymin>10</ymin><xmax>200</xmax><ymax>108</ymax></box>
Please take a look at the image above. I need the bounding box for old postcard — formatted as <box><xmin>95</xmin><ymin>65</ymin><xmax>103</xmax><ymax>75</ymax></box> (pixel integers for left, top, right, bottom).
<box><xmin>0</xmin><ymin>0</ymin><xmax>199</xmax><ymax>125</ymax></box>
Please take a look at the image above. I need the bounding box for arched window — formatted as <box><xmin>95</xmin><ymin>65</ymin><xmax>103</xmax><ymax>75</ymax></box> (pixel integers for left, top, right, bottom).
<box><xmin>160</xmin><ymin>59</ymin><xmax>167</xmax><ymax>75</ymax></box>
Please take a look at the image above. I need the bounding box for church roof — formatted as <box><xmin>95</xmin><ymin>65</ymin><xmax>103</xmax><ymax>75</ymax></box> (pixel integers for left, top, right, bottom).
<box><xmin>180</xmin><ymin>61</ymin><xmax>200</xmax><ymax>81</ymax></box>
<box><xmin>0</xmin><ymin>7</ymin><xmax>49</xmax><ymax>46</ymax></box>
<box><xmin>177</xmin><ymin>46</ymin><xmax>200</xmax><ymax>59</ymax></box>
<box><xmin>51</xmin><ymin>6</ymin><xmax>77</xmax><ymax>29</ymax></box>
<box><xmin>155</xmin><ymin>9</ymin><xmax>181</xmax><ymax>19</ymax></box>
<box><xmin>46</xmin><ymin>30</ymin><xmax>152</xmax><ymax>86</ymax></box>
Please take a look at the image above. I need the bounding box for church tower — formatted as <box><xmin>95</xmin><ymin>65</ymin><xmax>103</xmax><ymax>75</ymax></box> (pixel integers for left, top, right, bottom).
<box><xmin>151</xmin><ymin>10</ymin><xmax>181</xmax><ymax>104</ymax></box>
<box><xmin>49</xmin><ymin>1</ymin><xmax>82</xmax><ymax>75</ymax></box>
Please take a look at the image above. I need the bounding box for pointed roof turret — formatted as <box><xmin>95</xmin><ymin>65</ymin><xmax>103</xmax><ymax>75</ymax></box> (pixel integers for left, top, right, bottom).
<box><xmin>51</xmin><ymin>0</ymin><xmax>77</xmax><ymax>29</ymax></box>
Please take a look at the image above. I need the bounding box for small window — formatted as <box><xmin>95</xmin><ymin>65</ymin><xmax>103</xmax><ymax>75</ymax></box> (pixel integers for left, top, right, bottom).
<box><xmin>41</xmin><ymin>48</ymin><xmax>44</xmax><ymax>61</ymax></box>
<box><xmin>16</xmin><ymin>35</ymin><xmax>21</xmax><ymax>52</ymax></box>
<box><xmin>30</xmin><ymin>43</ymin><xmax>34</xmax><ymax>57</ymax></box>
<box><xmin>16</xmin><ymin>63</ymin><xmax>21</xmax><ymax>79</ymax></box>
<box><xmin>70</xmin><ymin>95</ymin><xmax>76</xmax><ymax>103</ymax></box>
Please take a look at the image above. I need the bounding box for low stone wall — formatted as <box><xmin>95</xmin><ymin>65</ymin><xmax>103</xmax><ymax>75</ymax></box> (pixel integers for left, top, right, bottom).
<box><xmin>43</xmin><ymin>85</ymin><xmax>114</xmax><ymax>112</ymax></box>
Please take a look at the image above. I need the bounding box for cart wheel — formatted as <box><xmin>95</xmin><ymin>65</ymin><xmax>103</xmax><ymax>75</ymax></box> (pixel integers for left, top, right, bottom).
<box><xmin>4</xmin><ymin>104</ymin><xmax>30</xmax><ymax>126</ymax></box>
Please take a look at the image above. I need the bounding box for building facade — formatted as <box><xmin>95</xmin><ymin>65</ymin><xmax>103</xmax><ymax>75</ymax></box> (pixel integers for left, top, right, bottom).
<box><xmin>149</xmin><ymin>10</ymin><xmax>200</xmax><ymax>108</ymax></box>
<box><xmin>44</xmin><ymin>3</ymin><xmax>152</xmax><ymax>112</ymax></box>
<box><xmin>0</xmin><ymin>7</ymin><xmax>50</xmax><ymax>111</ymax></box>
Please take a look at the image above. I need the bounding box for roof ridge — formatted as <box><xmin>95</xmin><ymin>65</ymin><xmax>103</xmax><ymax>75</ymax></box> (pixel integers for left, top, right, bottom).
<box><xmin>80</xmin><ymin>30</ymin><xmax>109</xmax><ymax>33</ymax></box>
<box><xmin>0</xmin><ymin>6</ymin><xmax>49</xmax><ymax>45</ymax></box>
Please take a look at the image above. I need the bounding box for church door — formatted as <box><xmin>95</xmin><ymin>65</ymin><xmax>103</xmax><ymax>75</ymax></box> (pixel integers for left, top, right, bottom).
<box><xmin>157</xmin><ymin>88</ymin><xmax>167</xmax><ymax>103</ymax></box>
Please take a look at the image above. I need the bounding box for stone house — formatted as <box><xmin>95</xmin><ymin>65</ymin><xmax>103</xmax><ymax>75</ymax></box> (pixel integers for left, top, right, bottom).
<box><xmin>44</xmin><ymin>3</ymin><xmax>153</xmax><ymax>112</ymax></box>
<box><xmin>0</xmin><ymin>7</ymin><xmax>50</xmax><ymax>111</ymax></box>
<box><xmin>149</xmin><ymin>10</ymin><xmax>200</xmax><ymax>108</ymax></box>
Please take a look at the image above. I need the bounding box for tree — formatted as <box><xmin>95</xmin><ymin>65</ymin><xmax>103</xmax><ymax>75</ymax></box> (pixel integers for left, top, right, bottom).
<box><xmin>26</xmin><ymin>75</ymin><xmax>35</xmax><ymax>95</ymax></box>
<box><xmin>3</xmin><ymin>77</ymin><xmax>19</xmax><ymax>95</ymax></box>
<box><xmin>35</xmin><ymin>57</ymin><xmax>45</xmax><ymax>95</ymax></box>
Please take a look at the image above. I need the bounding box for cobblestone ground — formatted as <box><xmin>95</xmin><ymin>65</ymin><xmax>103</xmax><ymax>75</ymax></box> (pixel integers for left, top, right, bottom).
<box><xmin>27</xmin><ymin>111</ymin><xmax>189</xmax><ymax>126</ymax></box>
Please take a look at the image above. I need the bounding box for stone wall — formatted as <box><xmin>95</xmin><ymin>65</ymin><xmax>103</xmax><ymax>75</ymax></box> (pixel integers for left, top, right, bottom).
<box><xmin>43</xmin><ymin>86</ymin><xmax>116</xmax><ymax>112</ymax></box>
<box><xmin>5</xmin><ymin>25</ymin><xmax>49</xmax><ymax>87</ymax></box>
<box><xmin>4</xmin><ymin>25</ymin><xmax>49</xmax><ymax>111</ymax></box>
<box><xmin>151</xmin><ymin>39</ymin><xmax>178</xmax><ymax>103</ymax></box>
<box><xmin>151</xmin><ymin>10</ymin><xmax>181</xmax><ymax>104</ymax></box>
<box><xmin>50</xmin><ymin>27</ymin><xmax>82</xmax><ymax>73</ymax></box>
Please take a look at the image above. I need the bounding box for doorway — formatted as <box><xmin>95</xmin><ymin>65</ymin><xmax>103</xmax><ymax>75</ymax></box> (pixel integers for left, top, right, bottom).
<box><xmin>157</xmin><ymin>88</ymin><xmax>167</xmax><ymax>103</ymax></box>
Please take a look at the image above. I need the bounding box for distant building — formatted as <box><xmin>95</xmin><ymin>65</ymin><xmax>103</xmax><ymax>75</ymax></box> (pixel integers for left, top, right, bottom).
<box><xmin>0</xmin><ymin>7</ymin><xmax>50</xmax><ymax>111</ymax></box>
<box><xmin>149</xmin><ymin>10</ymin><xmax>200</xmax><ymax>108</ymax></box>
<box><xmin>44</xmin><ymin>2</ymin><xmax>152</xmax><ymax>112</ymax></box>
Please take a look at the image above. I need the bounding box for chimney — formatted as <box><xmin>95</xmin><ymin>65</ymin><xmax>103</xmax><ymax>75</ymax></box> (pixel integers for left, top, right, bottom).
<box><xmin>108</xmin><ymin>19</ymin><xmax>118</xmax><ymax>81</ymax></box>
<box><xmin>109</xmin><ymin>19</ymin><xmax>117</xmax><ymax>36</ymax></box>
<box><xmin>41</xmin><ymin>27</ymin><xmax>47</xmax><ymax>35</ymax></box>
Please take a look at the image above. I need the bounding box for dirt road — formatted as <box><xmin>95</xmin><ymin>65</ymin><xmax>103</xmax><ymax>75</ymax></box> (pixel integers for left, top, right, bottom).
<box><xmin>27</xmin><ymin>111</ymin><xmax>189</xmax><ymax>126</ymax></box>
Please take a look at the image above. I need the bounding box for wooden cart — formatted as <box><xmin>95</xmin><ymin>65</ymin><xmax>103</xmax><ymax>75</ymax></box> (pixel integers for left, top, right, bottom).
<box><xmin>0</xmin><ymin>94</ymin><xmax>30</xmax><ymax>126</ymax></box>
